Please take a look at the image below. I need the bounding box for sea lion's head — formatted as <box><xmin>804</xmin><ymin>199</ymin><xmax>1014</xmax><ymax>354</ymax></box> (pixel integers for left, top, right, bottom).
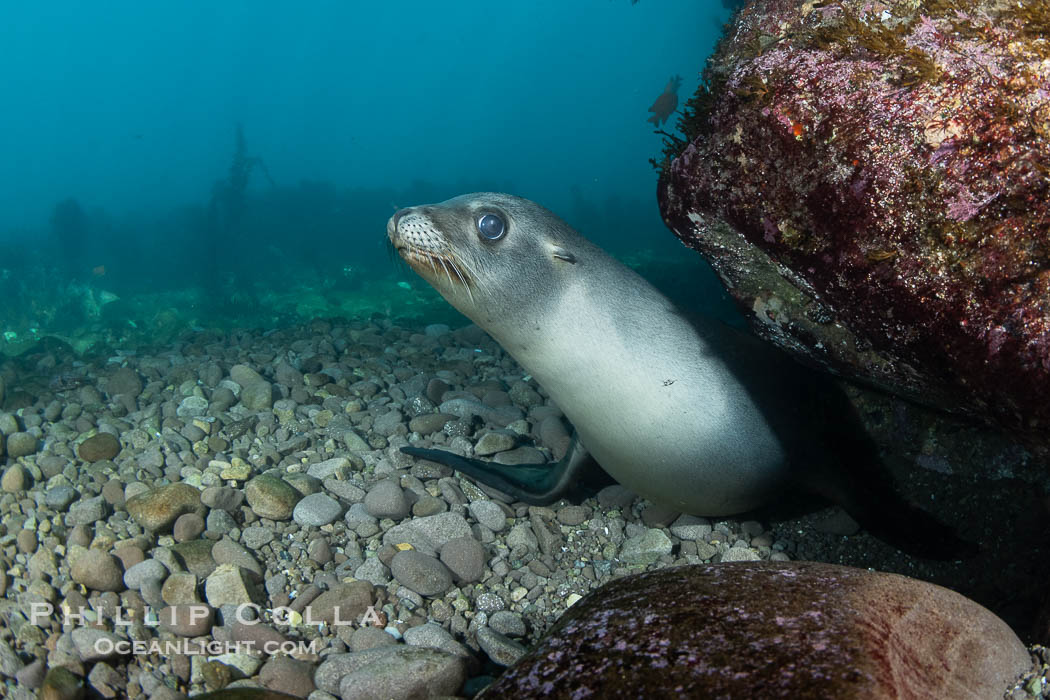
<box><xmin>387</xmin><ymin>192</ymin><xmax>584</xmax><ymax>323</ymax></box>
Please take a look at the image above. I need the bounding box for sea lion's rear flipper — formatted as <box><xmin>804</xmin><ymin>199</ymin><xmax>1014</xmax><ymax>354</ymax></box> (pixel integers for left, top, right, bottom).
<box><xmin>817</xmin><ymin>457</ymin><xmax>979</xmax><ymax>561</ymax></box>
<box><xmin>401</xmin><ymin>435</ymin><xmax>591</xmax><ymax>505</ymax></box>
<box><xmin>798</xmin><ymin>431</ymin><xmax>978</xmax><ymax>561</ymax></box>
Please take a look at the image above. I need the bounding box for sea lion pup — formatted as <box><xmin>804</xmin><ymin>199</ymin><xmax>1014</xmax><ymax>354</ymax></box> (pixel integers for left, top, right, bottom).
<box><xmin>387</xmin><ymin>193</ymin><xmax>970</xmax><ymax>559</ymax></box>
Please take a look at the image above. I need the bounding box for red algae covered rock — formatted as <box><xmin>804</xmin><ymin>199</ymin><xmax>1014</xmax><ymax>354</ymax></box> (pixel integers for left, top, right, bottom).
<box><xmin>480</xmin><ymin>561</ymin><xmax>1030</xmax><ymax>699</ymax></box>
<box><xmin>658</xmin><ymin>0</ymin><xmax>1050</xmax><ymax>448</ymax></box>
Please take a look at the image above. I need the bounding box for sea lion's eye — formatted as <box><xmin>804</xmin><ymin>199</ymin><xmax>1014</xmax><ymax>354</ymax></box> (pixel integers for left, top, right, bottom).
<box><xmin>477</xmin><ymin>213</ymin><xmax>506</xmax><ymax>241</ymax></box>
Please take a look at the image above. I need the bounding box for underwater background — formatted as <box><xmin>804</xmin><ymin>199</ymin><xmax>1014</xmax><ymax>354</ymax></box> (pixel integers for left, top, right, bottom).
<box><xmin>2</xmin><ymin>2</ymin><xmax>1049</xmax><ymax>696</ymax></box>
<box><xmin>0</xmin><ymin>0</ymin><xmax>737</xmax><ymax>352</ymax></box>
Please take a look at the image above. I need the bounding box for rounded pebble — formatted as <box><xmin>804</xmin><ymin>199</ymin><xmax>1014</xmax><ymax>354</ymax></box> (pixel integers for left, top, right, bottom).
<box><xmin>70</xmin><ymin>549</ymin><xmax>125</xmax><ymax>592</ymax></box>
<box><xmin>489</xmin><ymin>610</ymin><xmax>527</xmax><ymax>637</ymax></box>
<box><xmin>126</xmin><ymin>483</ymin><xmax>203</xmax><ymax>532</ymax></box>
<box><xmin>364</xmin><ymin>479</ymin><xmax>410</xmax><ymax>520</ymax></box>
<box><xmin>160</xmin><ymin>604</ymin><xmax>215</xmax><ymax>637</ymax></box>
<box><xmin>390</xmin><ymin>550</ymin><xmax>453</xmax><ymax>597</ymax></box>
<box><xmin>123</xmin><ymin>559</ymin><xmax>169</xmax><ymax>591</ymax></box>
<box><xmin>77</xmin><ymin>432</ymin><xmax>120</xmax><ymax>462</ymax></box>
<box><xmin>468</xmin><ymin>500</ymin><xmax>507</xmax><ymax>532</ymax></box>
<box><xmin>176</xmin><ymin>395</ymin><xmax>208</xmax><ymax>418</ymax></box>
<box><xmin>44</xmin><ymin>485</ymin><xmax>78</xmax><ymax>511</ymax></box>
<box><xmin>173</xmin><ymin>513</ymin><xmax>206</xmax><ymax>542</ymax></box>
<box><xmin>439</xmin><ymin>537</ymin><xmax>486</xmax><ymax>584</ymax></box>
<box><xmin>258</xmin><ymin>655</ymin><xmax>317</xmax><ymax>697</ymax></box>
<box><xmin>293</xmin><ymin>492</ymin><xmax>344</xmax><ymax>527</ymax></box>
<box><xmin>477</xmin><ymin>626</ymin><xmax>527</xmax><ymax>666</ymax></box>
<box><xmin>68</xmin><ymin>495</ymin><xmax>110</xmax><ymax>527</ymax></box>
<box><xmin>556</xmin><ymin>505</ymin><xmax>591</xmax><ymax>526</ymax></box>
<box><xmin>16</xmin><ymin>529</ymin><xmax>37</xmax><ymax>554</ymax></box>
<box><xmin>5</xmin><ymin>432</ymin><xmax>38</xmax><ymax>459</ymax></box>
<box><xmin>1</xmin><ymin>464</ymin><xmax>28</xmax><ymax>493</ymax></box>
<box><xmin>244</xmin><ymin>474</ymin><xmax>300</xmax><ymax>521</ymax></box>
<box><xmin>619</xmin><ymin>528</ymin><xmax>674</xmax><ymax>565</ymax></box>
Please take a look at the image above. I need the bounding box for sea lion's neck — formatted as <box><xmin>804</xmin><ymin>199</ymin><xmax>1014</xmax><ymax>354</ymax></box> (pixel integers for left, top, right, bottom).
<box><xmin>474</xmin><ymin>263</ymin><xmax>707</xmax><ymax>420</ymax></box>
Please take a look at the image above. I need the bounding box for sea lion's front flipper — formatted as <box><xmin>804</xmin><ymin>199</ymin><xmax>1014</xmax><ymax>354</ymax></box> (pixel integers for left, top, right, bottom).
<box><xmin>401</xmin><ymin>435</ymin><xmax>590</xmax><ymax>505</ymax></box>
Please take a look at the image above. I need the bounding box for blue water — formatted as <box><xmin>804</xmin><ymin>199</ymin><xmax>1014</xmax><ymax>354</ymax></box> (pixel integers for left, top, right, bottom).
<box><xmin>0</xmin><ymin>0</ymin><xmax>735</xmax><ymax>342</ymax></box>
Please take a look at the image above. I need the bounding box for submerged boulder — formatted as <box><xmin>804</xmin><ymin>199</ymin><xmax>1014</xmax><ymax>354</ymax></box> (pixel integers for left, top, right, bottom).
<box><xmin>658</xmin><ymin>0</ymin><xmax>1050</xmax><ymax>451</ymax></box>
<box><xmin>482</xmin><ymin>561</ymin><xmax>1030</xmax><ymax>698</ymax></box>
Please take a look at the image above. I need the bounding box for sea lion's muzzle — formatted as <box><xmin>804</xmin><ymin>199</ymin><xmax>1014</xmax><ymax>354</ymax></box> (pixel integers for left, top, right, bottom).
<box><xmin>387</xmin><ymin>208</ymin><xmax>475</xmax><ymax>293</ymax></box>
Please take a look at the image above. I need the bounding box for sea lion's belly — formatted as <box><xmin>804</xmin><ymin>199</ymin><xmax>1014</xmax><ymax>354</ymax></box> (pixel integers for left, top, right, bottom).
<box><xmin>567</xmin><ymin>363</ymin><xmax>787</xmax><ymax>516</ymax></box>
<box><xmin>521</xmin><ymin>297</ymin><xmax>790</xmax><ymax>516</ymax></box>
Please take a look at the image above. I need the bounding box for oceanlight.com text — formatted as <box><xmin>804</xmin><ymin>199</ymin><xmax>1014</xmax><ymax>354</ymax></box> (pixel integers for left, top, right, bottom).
<box><xmin>92</xmin><ymin>638</ymin><xmax>322</xmax><ymax>657</ymax></box>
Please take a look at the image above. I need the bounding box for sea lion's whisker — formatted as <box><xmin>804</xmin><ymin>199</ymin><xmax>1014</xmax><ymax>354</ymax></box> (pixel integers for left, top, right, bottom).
<box><xmin>434</xmin><ymin>257</ymin><xmax>452</xmax><ymax>289</ymax></box>
<box><xmin>462</xmin><ymin>251</ymin><xmax>483</xmax><ymax>285</ymax></box>
<box><xmin>449</xmin><ymin>259</ymin><xmax>474</xmax><ymax>304</ymax></box>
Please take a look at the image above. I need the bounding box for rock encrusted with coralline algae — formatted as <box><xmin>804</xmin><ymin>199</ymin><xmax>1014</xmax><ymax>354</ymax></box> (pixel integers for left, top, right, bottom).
<box><xmin>658</xmin><ymin>0</ymin><xmax>1050</xmax><ymax>449</ymax></box>
<box><xmin>481</xmin><ymin>561</ymin><xmax>1031</xmax><ymax>699</ymax></box>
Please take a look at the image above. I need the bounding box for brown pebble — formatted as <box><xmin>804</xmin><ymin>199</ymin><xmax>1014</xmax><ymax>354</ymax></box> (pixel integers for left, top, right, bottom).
<box><xmin>101</xmin><ymin>479</ymin><xmax>126</xmax><ymax>507</ymax></box>
<box><xmin>68</xmin><ymin>524</ymin><xmax>93</xmax><ymax>549</ymax></box>
<box><xmin>77</xmin><ymin>432</ymin><xmax>121</xmax><ymax>462</ymax></box>
<box><xmin>126</xmin><ymin>483</ymin><xmax>205</xmax><ymax>532</ymax></box>
<box><xmin>63</xmin><ymin>590</ymin><xmax>89</xmax><ymax>620</ymax></box>
<box><xmin>1</xmin><ymin>464</ymin><xmax>28</xmax><ymax>493</ymax></box>
<box><xmin>172</xmin><ymin>513</ymin><xmax>206</xmax><ymax>542</ymax></box>
<box><xmin>426</xmin><ymin>378</ymin><xmax>450</xmax><ymax>404</ymax></box>
<box><xmin>69</xmin><ymin>549</ymin><xmax>125</xmax><ymax>592</ymax></box>
<box><xmin>258</xmin><ymin>655</ymin><xmax>317</xmax><ymax>696</ymax></box>
<box><xmin>159</xmin><ymin>604</ymin><xmax>215</xmax><ymax>637</ymax></box>
<box><xmin>813</xmin><ymin>508</ymin><xmax>861</xmax><ymax>537</ymax></box>
<box><xmin>412</xmin><ymin>494</ymin><xmax>448</xmax><ymax>517</ymax></box>
<box><xmin>348</xmin><ymin>626</ymin><xmax>398</xmax><ymax>651</ymax></box>
<box><xmin>231</xmin><ymin>620</ymin><xmax>288</xmax><ymax>648</ymax></box>
<box><xmin>308</xmin><ymin>537</ymin><xmax>332</xmax><ymax>565</ymax></box>
<box><xmin>16</xmin><ymin>529</ymin><xmax>37</xmax><ymax>554</ymax></box>
<box><xmin>161</xmin><ymin>572</ymin><xmax>200</xmax><ymax>606</ymax></box>
<box><xmin>377</xmin><ymin>544</ymin><xmax>400</xmax><ymax>567</ymax></box>
<box><xmin>113</xmin><ymin>545</ymin><xmax>146</xmax><ymax>571</ymax></box>
<box><xmin>171</xmin><ymin>653</ymin><xmax>191</xmax><ymax>683</ymax></box>
<box><xmin>200</xmin><ymin>660</ymin><xmax>232</xmax><ymax>691</ymax></box>
<box><xmin>556</xmin><ymin>505</ymin><xmax>591</xmax><ymax>526</ymax></box>
<box><xmin>640</xmin><ymin>504</ymin><xmax>680</xmax><ymax>528</ymax></box>
<box><xmin>288</xmin><ymin>584</ymin><xmax>322</xmax><ymax>613</ymax></box>
<box><xmin>39</xmin><ymin>666</ymin><xmax>83</xmax><ymax>700</ymax></box>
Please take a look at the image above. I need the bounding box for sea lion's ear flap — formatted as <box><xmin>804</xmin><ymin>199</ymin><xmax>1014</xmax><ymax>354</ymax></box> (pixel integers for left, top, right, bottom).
<box><xmin>551</xmin><ymin>246</ymin><xmax>577</xmax><ymax>264</ymax></box>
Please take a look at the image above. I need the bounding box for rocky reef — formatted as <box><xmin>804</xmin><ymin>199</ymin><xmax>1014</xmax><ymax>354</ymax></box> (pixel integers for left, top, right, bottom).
<box><xmin>658</xmin><ymin>0</ymin><xmax>1050</xmax><ymax>450</ymax></box>
<box><xmin>481</xmin><ymin>561</ymin><xmax>1032</xmax><ymax>698</ymax></box>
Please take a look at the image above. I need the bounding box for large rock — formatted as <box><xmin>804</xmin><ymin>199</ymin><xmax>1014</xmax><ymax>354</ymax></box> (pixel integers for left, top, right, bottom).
<box><xmin>658</xmin><ymin>0</ymin><xmax>1050</xmax><ymax>451</ymax></box>
<box><xmin>482</xmin><ymin>561</ymin><xmax>1030</xmax><ymax>698</ymax></box>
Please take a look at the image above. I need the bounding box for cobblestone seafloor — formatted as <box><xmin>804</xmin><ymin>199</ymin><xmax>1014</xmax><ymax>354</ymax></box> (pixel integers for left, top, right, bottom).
<box><xmin>0</xmin><ymin>318</ymin><xmax>1047</xmax><ymax>699</ymax></box>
